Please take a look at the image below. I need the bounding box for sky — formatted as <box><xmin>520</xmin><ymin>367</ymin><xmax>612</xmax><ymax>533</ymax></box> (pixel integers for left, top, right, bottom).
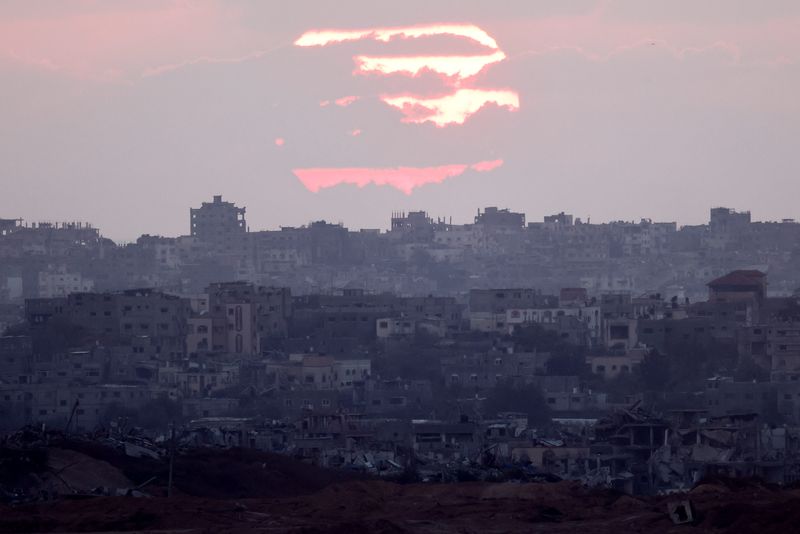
<box><xmin>1</xmin><ymin>0</ymin><xmax>799</xmax><ymax>241</ymax></box>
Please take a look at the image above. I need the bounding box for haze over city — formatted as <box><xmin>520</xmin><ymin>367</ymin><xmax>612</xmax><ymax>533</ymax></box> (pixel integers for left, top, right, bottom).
<box><xmin>2</xmin><ymin>1</ymin><xmax>800</xmax><ymax>240</ymax></box>
<box><xmin>3</xmin><ymin>2</ymin><xmax>800</xmax><ymax>532</ymax></box>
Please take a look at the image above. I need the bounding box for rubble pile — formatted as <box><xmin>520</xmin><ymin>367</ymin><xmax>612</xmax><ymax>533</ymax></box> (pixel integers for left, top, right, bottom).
<box><xmin>4</xmin><ymin>421</ymin><xmax>800</xmax><ymax>532</ymax></box>
<box><xmin>1</xmin><ymin>426</ymin><xmax>366</xmax><ymax>504</ymax></box>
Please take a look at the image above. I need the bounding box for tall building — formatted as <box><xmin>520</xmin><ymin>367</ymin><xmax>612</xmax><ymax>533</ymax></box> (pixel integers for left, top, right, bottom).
<box><xmin>189</xmin><ymin>195</ymin><xmax>246</xmax><ymax>252</ymax></box>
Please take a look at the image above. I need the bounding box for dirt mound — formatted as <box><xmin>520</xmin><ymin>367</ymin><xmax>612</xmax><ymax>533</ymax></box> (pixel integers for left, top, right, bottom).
<box><xmin>698</xmin><ymin>497</ymin><xmax>800</xmax><ymax>531</ymax></box>
<box><xmin>47</xmin><ymin>448</ymin><xmax>133</xmax><ymax>494</ymax></box>
<box><xmin>4</xmin><ymin>454</ymin><xmax>800</xmax><ymax>533</ymax></box>
<box><xmin>171</xmin><ymin>448</ymin><xmax>368</xmax><ymax>499</ymax></box>
<box><xmin>2</xmin><ymin>478</ymin><xmax>796</xmax><ymax>533</ymax></box>
<box><xmin>479</xmin><ymin>480</ymin><xmax>583</xmax><ymax>501</ymax></box>
<box><xmin>62</xmin><ymin>441</ymin><xmax>367</xmax><ymax>499</ymax></box>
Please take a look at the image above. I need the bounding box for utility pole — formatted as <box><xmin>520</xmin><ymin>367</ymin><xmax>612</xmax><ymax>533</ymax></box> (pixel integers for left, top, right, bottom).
<box><xmin>167</xmin><ymin>421</ymin><xmax>175</xmax><ymax>498</ymax></box>
<box><xmin>64</xmin><ymin>399</ymin><xmax>80</xmax><ymax>435</ymax></box>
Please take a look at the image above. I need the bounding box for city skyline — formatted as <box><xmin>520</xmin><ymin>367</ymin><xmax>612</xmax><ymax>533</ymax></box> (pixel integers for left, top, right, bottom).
<box><xmin>4</xmin><ymin>3</ymin><xmax>800</xmax><ymax>525</ymax></box>
<box><xmin>2</xmin><ymin>1</ymin><xmax>800</xmax><ymax>240</ymax></box>
<box><xmin>1</xmin><ymin>197</ymin><xmax>792</xmax><ymax>243</ymax></box>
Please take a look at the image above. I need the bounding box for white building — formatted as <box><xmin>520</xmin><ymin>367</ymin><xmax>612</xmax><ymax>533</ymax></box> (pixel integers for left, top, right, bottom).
<box><xmin>38</xmin><ymin>270</ymin><xmax>94</xmax><ymax>298</ymax></box>
<box><xmin>505</xmin><ymin>306</ymin><xmax>601</xmax><ymax>340</ymax></box>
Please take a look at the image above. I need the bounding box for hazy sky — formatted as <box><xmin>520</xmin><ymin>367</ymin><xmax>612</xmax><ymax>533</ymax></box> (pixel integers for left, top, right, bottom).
<box><xmin>2</xmin><ymin>1</ymin><xmax>799</xmax><ymax>241</ymax></box>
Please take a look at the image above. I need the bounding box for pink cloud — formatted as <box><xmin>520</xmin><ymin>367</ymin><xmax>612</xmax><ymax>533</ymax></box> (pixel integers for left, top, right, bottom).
<box><xmin>295</xmin><ymin>24</ymin><xmax>499</xmax><ymax>51</ymax></box>
<box><xmin>334</xmin><ymin>95</ymin><xmax>360</xmax><ymax>107</ymax></box>
<box><xmin>292</xmin><ymin>159</ymin><xmax>503</xmax><ymax>195</ymax></box>
<box><xmin>382</xmin><ymin>89</ymin><xmax>519</xmax><ymax>127</ymax></box>
<box><xmin>3</xmin><ymin>3</ymin><xmax>798</xmax><ymax>84</ymax></box>
<box><xmin>470</xmin><ymin>159</ymin><xmax>503</xmax><ymax>172</ymax></box>
<box><xmin>297</xmin><ymin>23</ymin><xmax>519</xmax><ymax>129</ymax></box>
<box><xmin>0</xmin><ymin>1</ymin><xmax>267</xmax><ymax>81</ymax></box>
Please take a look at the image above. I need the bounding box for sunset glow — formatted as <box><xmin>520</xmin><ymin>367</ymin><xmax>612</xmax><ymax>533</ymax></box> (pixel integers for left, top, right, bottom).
<box><xmin>355</xmin><ymin>51</ymin><xmax>506</xmax><ymax>80</ymax></box>
<box><xmin>382</xmin><ymin>89</ymin><xmax>519</xmax><ymax>127</ymax></box>
<box><xmin>293</xmin><ymin>22</ymin><xmax>515</xmax><ymax>191</ymax></box>
<box><xmin>469</xmin><ymin>159</ymin><xmax>504</xmax><ymax>172</ymax></box>
<box><xmin>335</xmin><ymin>96</ymin><xmax>360</xmax><ymax>107</ymax></box>
<box><xmin>293</xmin><ymin>159</ymin><xmax>504</xmax><ymax>195</ymax></box>
<box><xmin>294</xmin><ymin>24</ymin><xmax>499</xmax><ymax>50</ymax></box>
<box><xmin>296</xmin><ymin>23</ymin><xmax>519</xmax><ymax>128</ymax></box>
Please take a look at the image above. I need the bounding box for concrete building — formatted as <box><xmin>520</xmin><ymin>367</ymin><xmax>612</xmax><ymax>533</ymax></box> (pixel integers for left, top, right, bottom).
<box><xmin>38</xmin><ymin>269</ymin><xmax>94</xmax><ymax>298</ymax></box>
<box><xmin>589</xmin><ymin>350</ymin><xmax>646</xmax><ymax>379</ymax></box>
<box><xmin>190</xmin><ymin>195</ymin><xmax>247</xmax><ymax>253</ymax></box>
